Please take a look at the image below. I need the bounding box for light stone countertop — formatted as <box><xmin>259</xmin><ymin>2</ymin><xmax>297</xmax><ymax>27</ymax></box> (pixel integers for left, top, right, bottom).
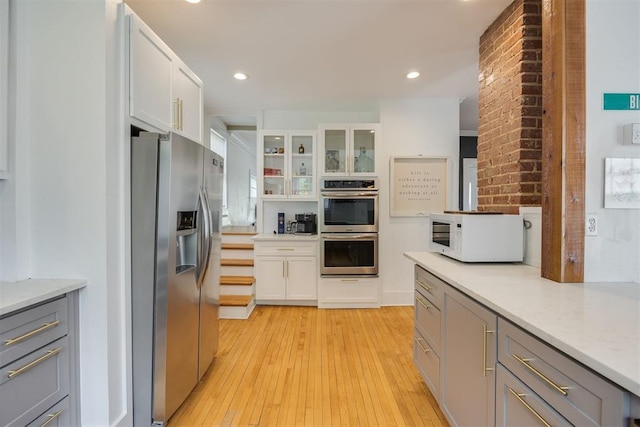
<box><xmin>252</xmin><ymin>233</ymin><xmax>319</xmax><ymax>241</ymax></box>
<box><xmin>0</xmin><ymin>279</ymin><xmax>86</xmax><ymax>316</ymax></box>
<box><xmin>404</xmin><ymin>251</ymin><xmax>640</xmax><ymax>397</ymax></box>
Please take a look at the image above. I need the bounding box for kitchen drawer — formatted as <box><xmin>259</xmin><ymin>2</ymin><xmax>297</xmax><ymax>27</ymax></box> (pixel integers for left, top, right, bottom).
<box><xmin>0</xmin><ymin>336</ymin><xmax>70</xmax><ymax>427</ymax></box>
<box><xmin>255</xmin><ymin>240</ymin><xmax>317</xmax><ymax>256</ymax></box>
<box><xmin>414</xmin><ymin>289</ymin><xmax>441</xmax><ymax>353</ymax></box>
<box><xmin>496</xmin><ymin>363</ymin><xmax>572</xmax><ymax>427</ymax></box>
<box><xmin>414</xmin><ymin>265</ymin><xmax>444</xmax><ymax>308</ymax></box>
<box><xmin>414</xmin><ymin>328</ymin><xmax>440</xmax><ymax>401</ymax></box>
<box><xmin>498</xmin><ymin>318</ymin><xmax>626</xmax><ymax>426</ymax></box>
<box><xmin>318</xmin><ymin>276</ymin><xmax>379</xmax><ymax>308</ymax></box>
<box><xmin>26</xmin><ymin>396</ymin><xmax>70</xmax><ymax>427</ymax></box>
<box><xmin>1</xmin><ymin>297</ymin><xmax>68</xmax><ymax>368</ymax></box>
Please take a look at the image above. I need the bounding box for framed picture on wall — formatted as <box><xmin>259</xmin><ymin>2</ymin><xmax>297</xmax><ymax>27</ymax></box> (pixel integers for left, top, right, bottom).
<box><xmin>604</xmin><ymin>158</ymin><xmax>640</xmax><ymax>209</ymax></box>
<box><xmin>390</xmin><ymin>156</ymin><xmax>449</xmax><ymax>217</ymax></box>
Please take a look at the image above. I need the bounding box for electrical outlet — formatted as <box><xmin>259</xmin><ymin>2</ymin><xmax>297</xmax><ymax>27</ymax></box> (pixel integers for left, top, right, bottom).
<box><xmin>585</xmin><ymin>214</ymin><xmax>598</xmax><ymax>236</ymax></box>
<box><xmin>623</xmin><ymin>123</ymin><xmax>640</xmax><ymax>144</ymax></box>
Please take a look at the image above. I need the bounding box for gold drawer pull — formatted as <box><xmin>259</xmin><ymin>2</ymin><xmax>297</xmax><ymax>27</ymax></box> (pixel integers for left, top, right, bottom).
<box><xmin>508</xmin><ymin>388</ymin><xmax>551</xmax><ymax>427</ymax></box>
<box><xmin>414</xmin><ymin>337</ymin><xmax>431</xmax><ymax>354</ymax></box>
<box><xmin>4</xmin><ymin>320</ymin><xmax>60</xmax><ymax>346</ymax></box>
<box><xmin>482</xmin><ymin>324</ymin><xmax>495</xmax><ymax>377</ymax></box>
<box><xmin>513</xmin><ymin>353</ymin><xmax>569</xmax><ymax>396</ymax></box>
<box><xmin>416</xmin><ymin>296</ymin><xmax>431</xmax><ymax>310</ymax></box>
<box><xmin>7</xmin><ymin>347</ymin><xmax>62</xmax><ymax>379</ymax></box>
<box><xmin>40</xmin><ymin>409</ymin><xmax>64</xmax><ymax>427</ymax></box>
<box><xmin>277</xmin><ymin>248</ymin><xmax>295</xmax><ymax>251</ymax></box>
<box><xmin>415</xmin><ymin>279</ymin><xmax>433</xmax><ymax>293</ymax></box>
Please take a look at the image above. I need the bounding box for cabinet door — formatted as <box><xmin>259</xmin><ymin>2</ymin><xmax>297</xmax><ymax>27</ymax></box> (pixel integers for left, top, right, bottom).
<box><xmin>255</xmin><ymin>257</ymin><xmax>286</xmax><ymax>300</ymax></box>
<box><xmin>496</xmin><ymin>364</ymin><xmax>572</xmax><ymax>427</ymax></box>
<box><xmin>259</xmin><ymin>132</ymin><xmax>287</xmax><ymax>198</ymax></box>
<box><xmin>351</xmin><ymin>125</ymin><xmax>377</xmax><ymax>175</ymax></box>
<box><xmin>289</xmin><ymin>132</ymin><xmax>316</xmax><ymax>198</ymax></box>
<box><xmin>129</xmin><ymin>14</ymin><xmax>173</xmax><ymax>132</ymax></box>
<box><xmin>173</xmin><ymin>58</ymin><xmax>203</xmax><ymax>143</ymax></box>
<box><xmin>442</xmin><ymin>290</ymin><xmax>497</xmax><ymax>427</ymax></box>
<box><xmin>320</xmin><ymin>126</ymin><xmax>348</xmax><ymax>175</ymax></box>
<box><xmin>285</xmin><ymin>256</ymin><xmax>317</xmax><ymax>300</ymax></box>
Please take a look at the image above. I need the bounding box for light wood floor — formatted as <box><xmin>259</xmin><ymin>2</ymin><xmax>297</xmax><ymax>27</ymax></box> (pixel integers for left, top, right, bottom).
<box><xmin>168</xmin><ymin>306</ymin><xmax>448</xmax><ymax>427</ymax></box>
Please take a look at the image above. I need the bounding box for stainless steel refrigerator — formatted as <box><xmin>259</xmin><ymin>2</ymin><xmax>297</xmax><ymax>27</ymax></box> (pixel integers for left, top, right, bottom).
<box><xmin>131</xmin><ymin>132</ymin><xmax>222</xmax><ymax>426</ymax></box>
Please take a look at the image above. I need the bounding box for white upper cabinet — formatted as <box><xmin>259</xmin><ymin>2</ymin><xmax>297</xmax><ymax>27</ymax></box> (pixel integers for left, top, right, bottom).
<box><xmin>0</xmin><ymin>0</ymin><xmax>9</xmax><ymax>177</ymax></box>
<box><xmin>259</xmin><ymin>130</ymin><xmax>316</xmax><ymax>200</ymax></box>
<box><xmin>319</xmin><ymin>124</ymin><xmax>379</xmax><ymax>176</ymax></box>
<box><xmin>173</xmin><ymin>58</ymin><xmax>203</xmax><ymax>143</ymax></box>
<box><xmin>128</xmin><ymin>12</ymin><xmax>203</xmax><ymax>144</ymax></box>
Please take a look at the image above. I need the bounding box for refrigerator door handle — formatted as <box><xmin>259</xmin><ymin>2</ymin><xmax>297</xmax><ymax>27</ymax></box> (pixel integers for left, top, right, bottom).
<box><xmin>195</xmin><ymin>188</ymin><xmax>210</xmax><ymax>289</ymax></box>
<box><xmin>200</xmin><ymin>187</ymin><xmax>214</xmax><ymax>285</ymax></box>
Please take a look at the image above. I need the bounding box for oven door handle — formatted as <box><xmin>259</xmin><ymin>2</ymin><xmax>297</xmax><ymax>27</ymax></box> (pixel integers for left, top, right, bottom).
<box><xmin>320</xmin><ymin>192</ymin><xmax>378</xmax><ymax>197</ymax></box>
<box><xmin>321</xmin><ymin>234</ymin><xmax>376</xmax><ymax>240</ymax></box>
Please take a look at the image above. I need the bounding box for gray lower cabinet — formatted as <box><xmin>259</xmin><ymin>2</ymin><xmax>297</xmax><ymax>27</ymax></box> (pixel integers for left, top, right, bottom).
<box><xmin>0</xmin><ymin>294</ymin><xmax>78</xmax><ymax>426</ymax></box>
<box><xmin>442</xmin><ymin>286</ymin><xmax>497</xmax><ymax>427</ymax></box>
<box><xmin>413</xmin><ymin>266</ymin><xmax>444</xmax><ymax>400</ymax></box>
<box><xmin>498</xmin><ymin>318</ymin><xmax>627</xmax><ymax>426</ymax></box>
<box><xmin>412</xmin><ymin>264</ymin><xmax>632</xmax><ymax>427</ymax></box>
<box><xmin>496</xmin><ymin>363</ymin><xmax>572</xmax><ymax>426</ymax></box>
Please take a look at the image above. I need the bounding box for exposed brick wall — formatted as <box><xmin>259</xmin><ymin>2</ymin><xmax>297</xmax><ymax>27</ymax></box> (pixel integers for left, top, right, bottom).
<box><xmin>477</xmin><ymin>0</ymin><xmax>542</xmax><ymax>214</ymax></box>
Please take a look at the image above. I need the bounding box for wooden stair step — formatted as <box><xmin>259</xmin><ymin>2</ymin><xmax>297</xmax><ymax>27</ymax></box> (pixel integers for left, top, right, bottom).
<box><xmin>222</xmin><ymin>243</ymin><xmax>254</xmax><ymax>250</ymax></box>
<box><xmin>222</xmin><ymin>226</ymin><xmax>257</xmax><ymax>236</ymax></box>
<box><xmin>220</xmin><ymin>295</ymin><xmax>253</xmax><ymax>307</ymax></box>
<box><xmin>220</xmin><ymin>275</ymin><xmax>255</xmax><ymax>286</ymax></box>
<box><xmin>222</xmin><ymin>258</ymin><xmax>254</xmax><ymax>267</ymax></box>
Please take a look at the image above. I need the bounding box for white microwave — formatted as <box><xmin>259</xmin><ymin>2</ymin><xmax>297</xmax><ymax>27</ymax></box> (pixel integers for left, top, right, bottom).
<box><xmin>429</xmin><ymin>212</ymin><xmax>524</xmax><ymax>262</ymax></box>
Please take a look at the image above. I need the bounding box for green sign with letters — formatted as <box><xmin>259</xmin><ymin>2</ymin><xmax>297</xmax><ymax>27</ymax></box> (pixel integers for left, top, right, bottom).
<box><xmin>603</xmin><ymin>93</ymin><xmax>640</xmax><ymax>110</ymax></box>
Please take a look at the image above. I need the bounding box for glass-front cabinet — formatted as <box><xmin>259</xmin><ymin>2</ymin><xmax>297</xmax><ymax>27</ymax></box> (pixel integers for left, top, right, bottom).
<box><xmin>319</xmin><ymin>124</ymin><xmax>378</xmax><ymax>176</ymax></box>
<box><xmin>259</xmin><ymin>130</ymin><xmax>316</xmax><ymax>199</ymax></box>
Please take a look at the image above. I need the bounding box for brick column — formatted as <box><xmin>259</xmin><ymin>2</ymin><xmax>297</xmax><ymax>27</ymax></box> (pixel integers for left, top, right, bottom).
<box><xmin>477</xmin><ymin>0</ymin><xmax>543</xmax><ymax>214</ymax></box>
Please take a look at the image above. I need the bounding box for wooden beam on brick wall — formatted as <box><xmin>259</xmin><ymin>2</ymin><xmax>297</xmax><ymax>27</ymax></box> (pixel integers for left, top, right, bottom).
<box><xmin>541</xmin><ymin>0</ymin><xmax>585</xmax><ymax>282</ymax></box>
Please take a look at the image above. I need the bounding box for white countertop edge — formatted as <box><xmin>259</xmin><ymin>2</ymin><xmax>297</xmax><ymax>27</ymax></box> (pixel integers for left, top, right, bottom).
<box><xmin>404</xmin><ymin>251</ymin><xmax>640</xmax><ymax>397</ymax></box>
<box><xmin>252</xmin><ymin>233</ymin><xmax>319</xmax><ymax>241</ymax></box>
<box><xmin>0</xmin><ymin>279</ymin><xmax>87</xmax><ymax>316</ymax></box>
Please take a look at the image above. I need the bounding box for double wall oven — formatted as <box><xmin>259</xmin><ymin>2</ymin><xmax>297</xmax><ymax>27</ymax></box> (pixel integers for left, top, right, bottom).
<box><xmin>320</xmin><ymin>179</ymin><xmax>378</xmax><ymax>275</ymax></box>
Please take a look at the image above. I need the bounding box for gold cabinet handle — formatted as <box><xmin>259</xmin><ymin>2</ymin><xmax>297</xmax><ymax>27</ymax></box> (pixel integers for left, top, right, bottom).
<box><xmin>277</xmin><ymin>248</ymin><xmax>295</xmax><ymax>251</ymax></box>
<box><xmin>415</xmin><ymin>279</ymin><xmax>433</xmax><ymax>293</ymax></box>
<box><xmin>4</xmin><ymin>320</ymin><xmax>60</xmax><ymax>346</ymax></box>
<box><xmin>513</xmin><ymin>353</ymin><xmax>569</xmax><ymax>396</ymax></box>
<box><xmin>508</xmin><ymin>388</ymin><xmax>552</xmax><ymax>427</ymax></box>
<box><xmin>173</xmin><ymin>98</ymin><xmax>179</xmax><ymax>129</ymax></box>
<box><xmin>415</xmin><ymin>296</ymin><xmax>431</xmax><ymax>310</ymax></box>
<box><xmin>8</xmin><ymin>347</ymin><xmax>62</xmax><ymax>379</ymax></box>
<box><xmin>414</xmin><ymin>337</ymin><xmax>431</xmax><ymax>354</ymax></box>
<box><xmin>179</xmin><ymin>99</ymin><xmax>184</xmax><ymax>130</ymax></box>
<box><xmin>40</xmin><ymin>409</ymin><xmax>64</xmax><ymax>427</ymax></box>
<box><xmin>483</xmin><ymin>324</ymin><xmax>495</xmax><ymax>377</ymax></box>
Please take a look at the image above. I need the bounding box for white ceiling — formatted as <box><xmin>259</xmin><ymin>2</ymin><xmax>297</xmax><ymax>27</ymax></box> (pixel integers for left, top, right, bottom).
<box><xmin>125</xmin><ymin>0</ymin><xmax>512</xmax><ymax>130</ymax></box>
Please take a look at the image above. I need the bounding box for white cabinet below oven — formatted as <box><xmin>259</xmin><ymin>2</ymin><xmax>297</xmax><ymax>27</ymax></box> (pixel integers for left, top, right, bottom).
<box><xmin>318</xmin><ymin>276</ymin><xmax>380</xmax><ymax>309</ymax></box>
<box><xmin>254</xmin><ymin>239</ymin><xmax>317</xmax><ymax>304</ymax></box>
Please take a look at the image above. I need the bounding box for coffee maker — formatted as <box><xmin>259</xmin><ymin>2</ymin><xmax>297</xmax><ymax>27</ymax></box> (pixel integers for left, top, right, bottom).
<box><xmin>294</xmin><ymin>213</ymin><xmax>317</xmax><ymax>234</ymax></box>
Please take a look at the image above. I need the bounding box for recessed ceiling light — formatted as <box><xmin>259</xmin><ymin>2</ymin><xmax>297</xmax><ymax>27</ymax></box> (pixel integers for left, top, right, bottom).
<box><xmin>407</xmin><ymin>71</ymin><xmax>420</xmax><ymax>79</ymax></box>
<box><xmin>234</xmin><ymin>72</ymin><xmax>248</xmax><ymax>80</ymax></box>
<box><xmin>185</xmin><ymin>0</ymin><xmax>201</xmax><ymax>3</ymax></box>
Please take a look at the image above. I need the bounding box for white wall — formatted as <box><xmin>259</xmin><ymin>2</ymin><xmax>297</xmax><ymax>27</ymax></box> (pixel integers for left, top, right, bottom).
<box><xmin>263</xmin><ymin>110</ymin><xmax>379</xmax><ymax>130</ymax></box>
<box><xmin>585</xmin><ymin>0</ymin><xmax>640</xmax><ymax>283</ymax></box>
<box><xmin>378</xmin><ymin>98</ymin><xmax>460</xmax><ymax>304</ymax></box>
<box><xmin>6</xmin><ymin>1</ymin><xmax>129</xmax><ymax>426</ymax></box>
